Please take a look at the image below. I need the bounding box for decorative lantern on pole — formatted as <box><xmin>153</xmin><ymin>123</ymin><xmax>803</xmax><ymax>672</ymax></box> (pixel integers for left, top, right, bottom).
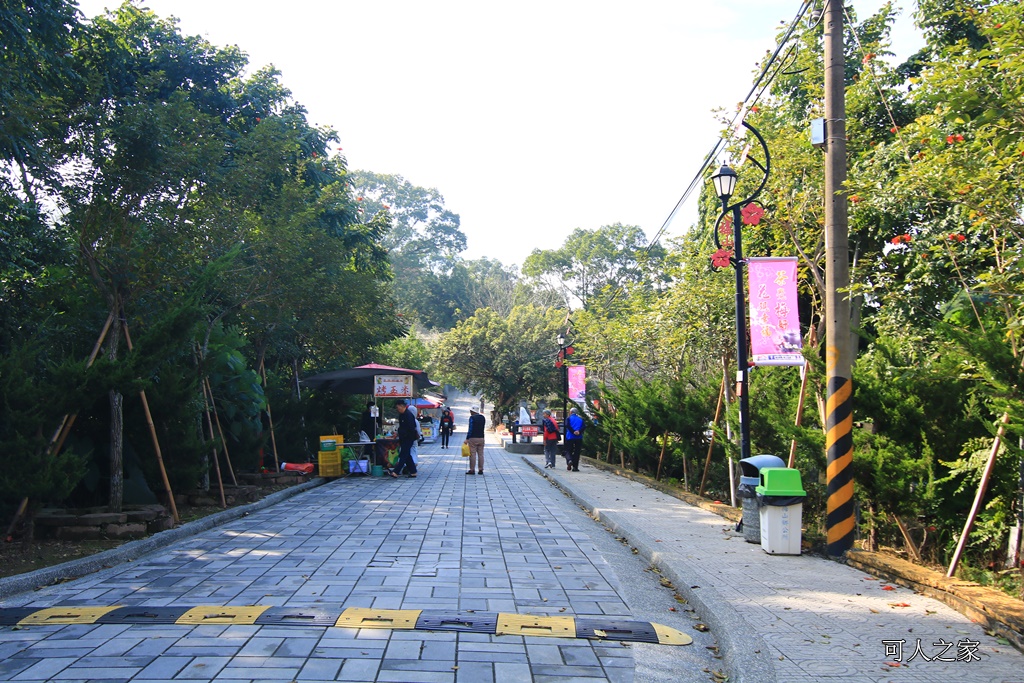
<box><xmin>709</xmin><ymin>121</ymin><xmax>771</xmax><ymax>464</ymax></box>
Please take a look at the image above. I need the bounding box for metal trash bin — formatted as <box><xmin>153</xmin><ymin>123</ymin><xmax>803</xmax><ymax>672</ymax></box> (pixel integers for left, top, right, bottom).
<box><xmin>755</xmin><ymin>468</ymin><xmax>807</xmax><ymax>555</ymax></box>
<box><xmin>738</xmin><ymin>455</ymin><xmax>786</xmax><ymax>543</ymax></box>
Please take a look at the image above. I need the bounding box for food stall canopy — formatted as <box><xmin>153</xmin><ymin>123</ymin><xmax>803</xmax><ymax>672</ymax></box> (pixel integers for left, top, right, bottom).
<box><xmin>409</xmin><ymin>397</ymin><xmax>442</xmax><ymax>409</ymax></box>
<box><xmin>301</xmin><ymin>364</ymin><xmax>438</xmax><ymax>395</ymax></box>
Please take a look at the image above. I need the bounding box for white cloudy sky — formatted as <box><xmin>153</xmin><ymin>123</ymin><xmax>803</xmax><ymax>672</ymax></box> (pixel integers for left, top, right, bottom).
<box><xmin>76</xmin><ymin>1</ymin><xmax>923</xmax><ymax>267</ymax></box>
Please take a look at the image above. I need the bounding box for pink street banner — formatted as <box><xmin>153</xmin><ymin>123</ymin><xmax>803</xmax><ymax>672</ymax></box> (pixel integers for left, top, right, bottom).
<box><xmin>747</xmin><ymin>257</ymin><xmax>804</xmax><ymax>366</ymax></box>
<box><xmin>567</xmin><ymin>365</ymin><xmax>586</xmax><ymax>401</ymax></box>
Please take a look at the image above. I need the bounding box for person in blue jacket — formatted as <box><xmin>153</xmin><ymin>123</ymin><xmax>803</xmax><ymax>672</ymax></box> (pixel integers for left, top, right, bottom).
<box><xmin>564</xmin><ymin>407</ymin><xmax>585</xmax><ymax>472</ymax></box>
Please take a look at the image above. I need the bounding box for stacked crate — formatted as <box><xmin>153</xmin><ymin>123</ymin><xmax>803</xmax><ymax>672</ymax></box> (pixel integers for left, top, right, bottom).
<box><xmin>318</xmin><ymin>435</ymin><xmax>344</xmax><ymax>478</ymax></box>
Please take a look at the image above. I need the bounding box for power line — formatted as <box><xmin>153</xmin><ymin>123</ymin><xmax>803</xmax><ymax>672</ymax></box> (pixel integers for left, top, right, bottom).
<box><xmin>599</xmin><ymin>0</ymin><xmax>814</xmax><ymax>311</ymax></box>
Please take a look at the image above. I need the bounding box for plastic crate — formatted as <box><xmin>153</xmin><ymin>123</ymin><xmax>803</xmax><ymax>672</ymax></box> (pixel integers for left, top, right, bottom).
<box><xmin>318</xmin><ymin>450</ymin><xmax>342</xmax><ymax>468</ymax></box>
<box><xmin>320</xmin><ymin>462</ymin><xmax>343</xmax><ymax>478</ymax></box>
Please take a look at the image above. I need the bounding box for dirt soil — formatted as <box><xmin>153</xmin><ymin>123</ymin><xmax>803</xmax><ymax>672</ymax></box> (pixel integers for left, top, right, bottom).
<box><xmin>0</xmin><ymin>480</ymin><xmax>305</xmax><ymax>581</ymax></box>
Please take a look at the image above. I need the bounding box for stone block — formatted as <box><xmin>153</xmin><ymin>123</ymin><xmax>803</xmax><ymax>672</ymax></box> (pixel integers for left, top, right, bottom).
<box><xmin>78</xmin><ymin>512</ymin><xmax>127</xmax><ymax>525</ymax></box>
<box><xmin>147</xmin><ymin>516</ymin><xmax>175</xmax><ymax>533</ymax></box>
<box><xmin>55</xmin><ymin>525</ymin><xmax>102</xmax><ymax>541</ymax></box>
<box><xmin>124</xmin><ymin>507</ymin><xmax>162</xmax><ymax>523</ymax></box>
<box><xmin>33</xmin><ymin>514</ymin><xmax>81</xmax><ymax>527</ymax></box>
<box><xmin>103</xmin><ymin>523</ymin><xmax>147</xmax><ymax>539</ymax></box>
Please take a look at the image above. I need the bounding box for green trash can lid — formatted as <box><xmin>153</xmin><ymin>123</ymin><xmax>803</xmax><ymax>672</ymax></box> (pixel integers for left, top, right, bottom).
<box><xmin>755</xmin><ymin>467</ymin><xmax>806</xmax><ymax>497</ymax></box>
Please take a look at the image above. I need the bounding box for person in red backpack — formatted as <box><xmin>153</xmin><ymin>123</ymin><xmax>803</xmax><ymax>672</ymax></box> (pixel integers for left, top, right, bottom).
<box><xmin>541</xmin><ymin>409</ymin><xmax>560</xmax><ymax>469</ymax></box>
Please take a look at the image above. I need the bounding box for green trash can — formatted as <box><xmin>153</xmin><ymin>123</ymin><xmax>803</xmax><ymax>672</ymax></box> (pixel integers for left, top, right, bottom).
<box><xmin>755</xmin><ymin>468</ymin><xmax>806</xmax><ymax>555</ymax></box>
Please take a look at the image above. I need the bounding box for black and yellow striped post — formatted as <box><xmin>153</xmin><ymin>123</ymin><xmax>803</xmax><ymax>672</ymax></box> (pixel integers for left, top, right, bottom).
<box><xmin>823</xmin><ymin>0</ymin><xmax>855</xmax><ymax>555</ymax></box>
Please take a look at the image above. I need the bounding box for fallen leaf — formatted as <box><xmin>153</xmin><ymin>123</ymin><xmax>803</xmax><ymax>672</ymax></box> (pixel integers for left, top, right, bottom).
<box><xmin>881</xmin><ymin>585</ymin><xmax>895</xmax><ymax>591</ymax></box>
<box><xmin>694</xmin><ymin>623</ymin><xmax>709</xmax><ymax>632</ymax></box>
<box><xmin>885</xmin><ymin>661</ymin><xmax>901</xmax><ymax>667</ymax></box>
<box><xmin>869</xmin><ymin>608</ymin><xmax>879</xmax><ymax>614</ymax></box>
<box><xmin>594</xmin><ymin>629</ymin><xmax>607</xmax><ymax>638</ymax></box>
<box><xmin>889</xmin><ymin>602</ymin><xmax>911</xmax><ymax>608</ymax></box>
<box><xmin>668</xmin><ymin>607</ymin><xmax>676</xmax><ymax>612</ymax></box>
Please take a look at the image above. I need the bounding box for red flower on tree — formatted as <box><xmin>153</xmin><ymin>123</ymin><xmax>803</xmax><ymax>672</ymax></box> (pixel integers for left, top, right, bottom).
<box><xmin>741</xmin><ymin>203</ymin><xmax>765</xmax><ymax>225</ymax></box>
<box><xmin>948</xmin><ymin>233</ymin><xmax>966</xmax><ymax>242</ymax></box>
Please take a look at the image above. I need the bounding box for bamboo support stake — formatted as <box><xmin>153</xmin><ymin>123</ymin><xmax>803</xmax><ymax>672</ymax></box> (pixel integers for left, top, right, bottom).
<box><xmin>7</xmin><ymin>310</ymin><xmax>116</xmax><ymax>541</ymax></box>
<box><xmin>259</xmin><ymin>361</ymin><xmax>281</xmax><ymax>472</ymax></box>
<box><xmin>699</xmin><ymin>371</ymin><xmax>727</xmax><ymax>497</ymax></box>
<box><xmin>656</xmin><ymin>430</ymin><xmax>668</xmax><ymax>481</ymax></box>
<box><xmin>947</xmin><ymin>411</ymin><xmax>1011</xmax><ymax>577</ymax></box>
<box><xmin>200</xmin><ymin>379</ymin><xmax>227</xmax><ymax>509</ymax></box>
<box><xmin>788</xmin><ymin>362</ymin><xmax>810</xmax><ymax>468</ymax></box>
<box><xmin>891</xmin><ymin>513</ymin><xmax>922</xmax><ymax>563</ymax></box>
<box><xmin>204</xmin><ymin>377</ymin><xmax>237</xmax><ymax>486</ymax></box>
<box><xmin>122</xmin><ymin>321</ymin><xmax>179</xmax><ymax>523</ymax></box>
<box><xmin>50</xmin><ymin>310</ymin><xmax>116</xmax><ymax>454</ymax></box>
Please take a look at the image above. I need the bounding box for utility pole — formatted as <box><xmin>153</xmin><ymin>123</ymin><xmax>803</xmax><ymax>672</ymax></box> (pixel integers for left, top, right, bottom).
<box><xmin>824</xmin><ymin>0</ymin><xmax>855</xmax><ymax>556</ymax></box>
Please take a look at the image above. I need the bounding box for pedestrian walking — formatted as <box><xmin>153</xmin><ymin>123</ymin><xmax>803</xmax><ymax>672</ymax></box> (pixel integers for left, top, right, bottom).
<box><xmin>393</xmin><ymin>400</ymin><xmax>418</xmax><ymax>478</ymax></box>
<box><xmin>439</xmin><ymin>406</ymin><xmax>455</xmax><ymax>448</ymax></box>
<box><xmin>408</xmin><ymin>401</ymin><xmax>422</xmax><ymax>466</ymax></box>
<box><xmin>564</xmin><ymin>407</ymin><xmax>585</xmax><ymax>472</ymax></box>
<box><xmin>465</xmin><ymin>406</ymin><xmax>486</xmax><ymax>475</ymax></box>
<box><xmin>541</xmin><ymin>409</ymin><xmax>560</xmax><ymax>469</ymax></box>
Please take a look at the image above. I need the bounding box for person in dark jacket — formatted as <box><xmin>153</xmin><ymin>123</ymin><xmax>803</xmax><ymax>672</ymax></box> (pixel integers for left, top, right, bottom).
<box><xmin>564</xmin><ymin>407</ymin><xmax>585</xmax><ymax>472</ymax></box>
<box><xmin>465</xmin><ymin>406</ymin><xmax>486</xmax><ymax>475</ymax></box>
<box><xmin>394</xmin><ymin>400</ymin><xmax>418</xmax><ymax>477</ymax></box>
<box><xmin>439</xmin><ymin>407</ymin><xmax>455</xmax><ymax>448</ymax></box>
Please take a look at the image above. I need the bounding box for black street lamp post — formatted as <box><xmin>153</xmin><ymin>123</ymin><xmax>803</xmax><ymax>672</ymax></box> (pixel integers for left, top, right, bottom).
<box><xmin>710</xmin><ymin>121</ymin><xmax>771</xmax><ymax>464</ymax></box>
<box><xmin>556</xmin><ymin>333</ymin><xmax>568</xmax><ymax>423</ymax></box>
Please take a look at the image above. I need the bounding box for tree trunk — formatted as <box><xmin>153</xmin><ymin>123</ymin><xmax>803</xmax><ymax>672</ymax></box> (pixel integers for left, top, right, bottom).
<box><xmin>107</xmin><ymin>313</ymin><xmax>124</xmax><ymax>513</ymax></box>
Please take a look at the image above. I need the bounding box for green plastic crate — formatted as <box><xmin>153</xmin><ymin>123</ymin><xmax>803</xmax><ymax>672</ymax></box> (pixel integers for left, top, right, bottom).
<box><xmin>755</xmin><ymin>468</ymin><xmax>806</xmax><ymax>497</ymax></box>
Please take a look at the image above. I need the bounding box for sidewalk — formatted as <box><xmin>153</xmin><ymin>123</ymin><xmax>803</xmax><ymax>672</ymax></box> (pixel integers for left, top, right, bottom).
<box><xmin>519</xmin><ymin>450</ymin><xmax>1024</xmax><ymax>683</ymax></box>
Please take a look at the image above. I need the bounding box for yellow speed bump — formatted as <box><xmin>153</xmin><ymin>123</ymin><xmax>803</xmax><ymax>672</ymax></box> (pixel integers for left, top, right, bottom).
<box><xmin>18</xmin><ymin>606</ymin><xmax>122</xmax><ymax>626</ymax></box>
<box><xmin>335</xmin><ymin>608</ymin><xmax>422</xmax><ymax>630</ymax></box>
<box><xmin>176</xmin><ymin>605</ymin><xmax>270</xmax><ymax>625</ymax></box>
<box><xmin>653</xmin><ymin>623</ymin><xmax>693</xmax><ymax>645</ymax></box>
<box><xmin>496</xmin><ymin>613</ymin><xmax>575</xmax><ymax>638</ymax></box>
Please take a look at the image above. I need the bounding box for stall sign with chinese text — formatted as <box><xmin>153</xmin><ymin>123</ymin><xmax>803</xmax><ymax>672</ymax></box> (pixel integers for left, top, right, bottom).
<box><xmin>747</xmin><ymin>257</ymin><xmax>803</xmax><ymax>366</ymax></box>
<box><xmin>374</xmin><ymin>375</ymin><xmax>413</xmax><ymax>398</ymax></box>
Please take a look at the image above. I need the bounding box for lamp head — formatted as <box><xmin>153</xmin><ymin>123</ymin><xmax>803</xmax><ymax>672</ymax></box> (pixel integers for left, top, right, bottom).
<box><xmin>711</xmin><ymin>164</ymin><xmax>738</xmax><ymax>204</ymax></box>
<box><xmin>557</xmin><ymin>333</ymin><xmax>566</xmax><ymax>346</ymax></box>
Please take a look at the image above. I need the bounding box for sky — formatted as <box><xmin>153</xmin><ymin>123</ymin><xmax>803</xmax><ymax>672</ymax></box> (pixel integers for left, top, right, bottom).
<box><xmin>76</xmin><ymin>0</ymin><xmax>924</xmax><ymax>268</ymax></box>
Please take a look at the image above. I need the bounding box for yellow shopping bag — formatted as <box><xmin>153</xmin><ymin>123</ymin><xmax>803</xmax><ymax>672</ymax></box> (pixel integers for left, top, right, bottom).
<box><xmin>461</xmin><ymin>442</ymin><xmax>471</xmax><ymax>457</ymax></box>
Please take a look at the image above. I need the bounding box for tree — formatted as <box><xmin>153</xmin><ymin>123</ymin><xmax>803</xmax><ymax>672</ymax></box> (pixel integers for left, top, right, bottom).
<box><xmin>347</xmin><ymin>170</ymin><xmax>471</xmax><ymax>329</ymax></box>
<box><xmin>522</xmin><ymin>223</ymin><xmax>666</xmax><ymax>311</ymax></box>
<box><xmin>432</xmin><ymin>305</ymin><xmax>568</xmax><ymax>411</ymax></box>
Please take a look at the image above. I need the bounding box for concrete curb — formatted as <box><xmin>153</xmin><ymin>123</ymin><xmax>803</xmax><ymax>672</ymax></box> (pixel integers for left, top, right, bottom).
<box><xmin>0</xmin><ymin>477</ymin><xmax>328</xmax><ymax>601</ymax></box>
<box><xmin>524</xmin><ymin>457</ymin><xmax>777</xmax><ymax>683</ymax></box>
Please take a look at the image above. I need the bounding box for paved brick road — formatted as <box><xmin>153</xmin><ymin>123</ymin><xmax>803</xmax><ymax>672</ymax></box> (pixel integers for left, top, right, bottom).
<box><xmin>0</xmin><ymin>405</ymin><xmax>707</xmax><ymax>682</ymax></box>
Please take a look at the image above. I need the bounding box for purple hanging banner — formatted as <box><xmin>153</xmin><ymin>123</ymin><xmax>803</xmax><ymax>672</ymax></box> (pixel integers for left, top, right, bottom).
<box><xmin>747</xmin><ymin>257</ymin><xmax>804</xmax><ymax>366</ymax></box>
<box><xmin>567</xmin><ymin>365</ymin><xmax>586</xmax><ymax>401</ymax></box>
